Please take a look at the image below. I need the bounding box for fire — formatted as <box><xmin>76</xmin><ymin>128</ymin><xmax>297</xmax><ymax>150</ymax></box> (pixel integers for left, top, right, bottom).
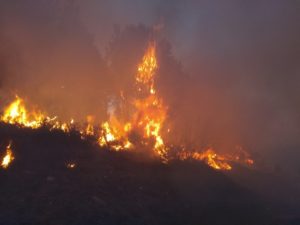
<box><xmin>1</xmin><ymin>96</ymin><xmax>76</xmax><ymax>133</ymax></box>
<box><xmin>98</xmin><ymin>121</ymin><xmax>132</xmax><ymax>151</ymax></box>
<box><xmin>136</xmin><ymin>43</ymin><xmax>157</xmax><ymax>92</ymax></box>
<box><xmin>1</xmin><ymin>142</ymin><xmax>14</xmax><ymax>169</ymax></box>
<box><xmin>97</xmin><ymin>42</ymin><xmax>168</xmax><ymax>159</ymax></box>
<box><xmin>177</xmin><ymin>146</ymin><xmax>255</xmax><ymax>170</ymax></box>
<box><xmin>133</xmin><ymin>42</ymin><xmax>167</xmax><ymax>158</ymax></box>
<box><xmin>178</xmin><ymin>148</ymin><xmax>232</xmax><ymax>170</ymax></box>
<box><xmin>99</xmin><ymin>121</ymin><xmax>117</xmax><ymax>145</ymax></box>
<box><xmin>85</xmin><ymin>115</ymin><xmax>95</xmax><ymax>136</ymax></box>
<box><xmin>0</xmin><ymin>42</ymin><xmax>255</xmax><ymax>171</ymax></box>
<box><xmin>1</xmin><ymin>96</ymin><xmax>45</xmax><ymax>129</ymax></box>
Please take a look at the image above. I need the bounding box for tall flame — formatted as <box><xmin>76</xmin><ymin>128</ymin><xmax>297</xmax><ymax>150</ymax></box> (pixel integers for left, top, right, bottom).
<box><xmin>133</xmin><ymin>42</ymin><xmax>167</xmax><ymax>158</ymax></box>
<box><xmin>98</xmin><ymin>42</ymin><xmax>168</xmax><ymax>159</ymax></box>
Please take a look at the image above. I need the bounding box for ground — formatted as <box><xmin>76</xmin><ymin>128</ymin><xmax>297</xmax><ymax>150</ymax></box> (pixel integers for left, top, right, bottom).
<box><xmin>0</xmin><ymin>124</ymin><xmax>299</xmax><ymax>225</ymax></box>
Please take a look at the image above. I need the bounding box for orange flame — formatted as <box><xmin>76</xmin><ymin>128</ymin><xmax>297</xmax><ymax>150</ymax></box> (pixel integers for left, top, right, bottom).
<box><xmin>133</xmin><ymin>42</ymin><xmax>167</xmax><ymax>158</ymax></box>
<box><xmin>97</xmin><ymin>42</ymin><xmax>168</xmax><ymax>159</ymax></box>
<box><xmin>178</xmin><ymin>148</ymin><xmax>232</xmax><ymax>170</ymax></box>
<box><xmin>85</xmin><ymin>115</ymin><xmax>95</xmax><ymax>136</ymax></box>
<box><xmin>1</xmin><ymin>96</ymin><xmax>76</xmax><ymax>133</ymax></box>
<box><xmin>0</xmin><ymin>43</ymin><xmax>255</xmax><ymax>171</ymax></box>
<box><xmin>1</xmin><ymin>96</ymin><xmax>45</xmax><ymax>129</ymax></box>
<box><xmin>1</xmin><ymin>142</ymin><xmax>14</xmax><ymax>169</ymax></box>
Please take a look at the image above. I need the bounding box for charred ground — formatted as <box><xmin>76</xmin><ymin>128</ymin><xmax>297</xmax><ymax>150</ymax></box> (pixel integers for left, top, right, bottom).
<box><xmin>0</xmin><ymin>124</ymin><xmax>299</xmax><ymax>225</ymax></box>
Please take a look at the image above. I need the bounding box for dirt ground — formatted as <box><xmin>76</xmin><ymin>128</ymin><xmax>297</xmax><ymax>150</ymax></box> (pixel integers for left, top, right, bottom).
<box><xmin>0</xmin><ymin>124</ymin><xmax>299</xmax><ymax>225</ymax></box>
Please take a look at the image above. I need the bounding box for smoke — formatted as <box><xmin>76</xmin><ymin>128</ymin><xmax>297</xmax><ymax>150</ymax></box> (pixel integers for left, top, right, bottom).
<box><xmin>0</xmin><ymin>1</ymin><xmax>110</xmax><ymax>121</ymax></box>
<box><xmin>0</xmin><ymin>1</ymin><xmax>299</xmax><ymax>170</ymax></box>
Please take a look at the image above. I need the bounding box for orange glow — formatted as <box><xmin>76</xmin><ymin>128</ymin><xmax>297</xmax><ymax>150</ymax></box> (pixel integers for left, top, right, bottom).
<box><xmin>1</xmin><ymin>96</ymin><xmax>45</xmax><ymax>129</ymax></box>
<box><xmin>131</xmin><ymin>43</ymin><xmax>167</xmax><ymax>157</ymax></box>
<box><xmin>1</xmin><ymin>142</ymin><xmax>14</xmax><ymax>169</ymax></box>
<box><xmin>177</xmin><ymin>146</ymin><xmax>256</xmax><ymax>170</ymax></box>
<box><xmin>85</xmin><ymin>115</ymin><xmax>95</xmax><ymax>136</ymax></box>
<box><xmin>0</xmin><ymin>43</ymin><xmax>255</xmax><ymax>171</ymax></box>
<box><xmin>1</xmin><ymin>96</ymin><xmax>77</xmax><ymax>133</ymax></box>
<box><xmin>178</xmin><ymin>148</ymin><xmax>232</xmax><ymax>170</ymax></box>
<box><xmin>67</xmin><ymin>163</ymin><xmax>76</xmax><ymax>169</ymax></box>
<box><xmin>97</xmin><ymin>42</ymin><xmax>168</xmax><ymax>159</ymax></box>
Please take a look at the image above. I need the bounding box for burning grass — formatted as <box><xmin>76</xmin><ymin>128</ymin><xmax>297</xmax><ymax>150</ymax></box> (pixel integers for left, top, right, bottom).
<box><xmin>0</xmin><ymin>42</ymin><xmax>254</xmax><ymax>171</ymax></box>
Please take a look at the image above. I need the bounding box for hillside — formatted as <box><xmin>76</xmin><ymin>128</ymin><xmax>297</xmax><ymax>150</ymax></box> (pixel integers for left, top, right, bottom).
<box><xmin>0</xmin><ymin>124</ymin><xmax>298</xmax><ymax>225</ymax></box>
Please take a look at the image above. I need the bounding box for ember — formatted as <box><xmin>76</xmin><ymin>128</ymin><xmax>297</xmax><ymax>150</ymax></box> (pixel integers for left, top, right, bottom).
<box><xmin>1</xmin><ymin>141</ymin><xmax>14</xmax><ymax>169</ymax></box>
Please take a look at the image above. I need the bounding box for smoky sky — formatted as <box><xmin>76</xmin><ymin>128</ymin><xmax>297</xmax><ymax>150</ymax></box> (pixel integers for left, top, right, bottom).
<box><xmin>0</xmin><ymin>1</ymin><xmax>299</xmax><ymax>170</ymax></box>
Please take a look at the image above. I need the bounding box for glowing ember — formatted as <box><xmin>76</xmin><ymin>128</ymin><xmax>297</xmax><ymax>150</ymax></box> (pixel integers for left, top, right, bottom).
<box><xmin>1</xmin><ymin>142</ymin><xmax>14</xmax><ymax>169</ymax></box>
<box><xmin>178</xmin><ymin>148</ymin><xmax>232</xmax><ymax>170</ymax></box>
<box><xmin>177</xmin><ymin>146</ymin><xmax>256</xmax><ymax>170</ymax></box>
<box><xmin>67</xmin><ymin>163</ymin><xmax>76</xmax><ymax>169</ymax></box>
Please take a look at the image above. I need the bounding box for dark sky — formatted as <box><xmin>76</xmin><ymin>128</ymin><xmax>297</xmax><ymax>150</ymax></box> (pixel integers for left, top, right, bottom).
<box><xmin>0</xmin><ymin>0</ymin><xmax>299</xmax><ymax>171</ymax></box>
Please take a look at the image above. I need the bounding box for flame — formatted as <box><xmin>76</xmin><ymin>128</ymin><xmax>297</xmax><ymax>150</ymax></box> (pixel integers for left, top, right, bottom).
<box><xmin>85</xmin><ymin>115</ymin><xmax>95</xmax><ymax>136</ymax></box>
<box><xmin>1</xmin><ymin>142</ymin><xmax>14</xmax><ymax>169</ymax></box>
<box><xmin>0</xmin><ymin>43</ymin><xmax>255</xmax><ymax>171</ymax></box>
<box><xmin>177</xmin><ymin>146</ymin><xmax>255</xmax><ymax>170</ymax></box>
<box><xmin>1</xmin><ymin>96</ymin><xmax>77</xmax><ymax>133</ymax></box>
<box><xmin>99</xmin><ymin>121</ymin><xmax>116</xmax><ymax>145</ymax></box>
<box><xmin>178</xmin><ymin>148</ymin><xmax>232</xmax><ymax>170</ymax></box>
<box><xmin>133</xmin><ymin>43</ymin><xmax>167</xmax><ymax>158</ymax></box>
<box><xmin>1</xmin><ymin>96</ymin><xmax>45</xmax><ymax>128</ymax></box>
<box><xmin>98</xmin><ymin>121</ymin><xmax>131</xmax><ymax>151</ymax></box>
<box><xmin>97</xmin><ymin>42</ymin><xmax>167</xmax><ymax>159</ymax></box>
<box><xmin>136</xmin><ymin>43</ymin><xmax>157</xmax><ymax>92</ymax></box>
